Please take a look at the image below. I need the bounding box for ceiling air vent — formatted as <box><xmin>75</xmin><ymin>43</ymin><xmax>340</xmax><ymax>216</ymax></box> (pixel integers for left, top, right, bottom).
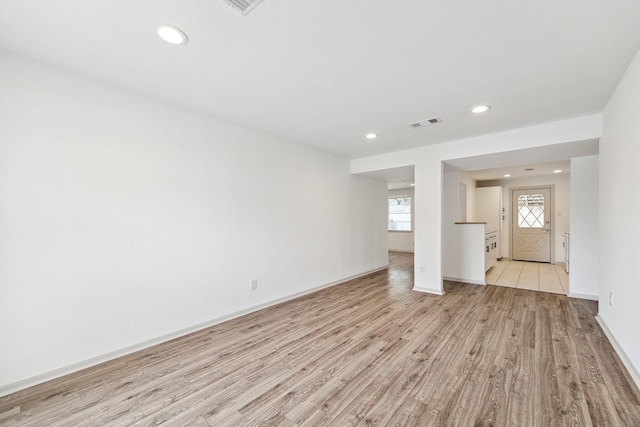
<box><xmin>409</xmin><ymin>117</ymin><xmax>442</xmax><ymax>129</ymax></box>
<box><xmin>221</xmin><ymin>0</ymin><xmax>264</xmax><ymax>15</ymax></box>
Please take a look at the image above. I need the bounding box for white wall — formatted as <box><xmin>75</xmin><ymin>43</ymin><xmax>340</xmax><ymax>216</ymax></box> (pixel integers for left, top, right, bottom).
<box><xmin>477</xmin><ymin>174</ymin><xmax>570</xmax><ymax>264</ymax></box>
<box><xmin>442</xmin><ymin>171</ymin><xmax>485</xmax><ymax>284</ymax></box>
<box><xmin>569</xmin><ymin>155</ymin><xmax>599</xmax><ymax>300</ymax></box>
<box><xmin>598</xmin><ymin>49</ymin><xmax>640</xmax><ymax>387</ymax></box>
<box><xmin>0</xmin><ymin>52</ymin><xmax>388</xmax><ymax>394</ymax></box>
<box><xmin>458</xmin><ymin>172</ymin><xmax>477</xmax><ymax>221</ymax></box>
<box><xmin>387</xmin><ymin>188</ymin><xmax>414</xmax><ymax>252</ymax></box>
<box><xmin>352</xmin><ymin>115</ymin><xmax>601</xmax><ymax>295</ymax></box>
<box><xmin>473</xmin><ymin>186</ymin><xmax>502</xmax><ymax>258</ymax></box>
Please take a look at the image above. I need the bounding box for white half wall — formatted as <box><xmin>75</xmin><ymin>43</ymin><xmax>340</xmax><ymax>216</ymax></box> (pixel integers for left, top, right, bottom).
<box><xmin>442</xmin><ymin>224</ymin><xmax>486</xmax><ymax>285</ymax></box>
<box><xmin>569</xmin><ymin>155</ymin><xmax>599</xmax><ymax>300</ymax></box>
<box><xmin>0</xmin><ymin>52</ymin><xmax>388</xmax><ymax>394</ymax></box>
<box><xmin>598</xmin><ymin>48</ymin><xmax>640</xmax><ymax>387</ymax></box>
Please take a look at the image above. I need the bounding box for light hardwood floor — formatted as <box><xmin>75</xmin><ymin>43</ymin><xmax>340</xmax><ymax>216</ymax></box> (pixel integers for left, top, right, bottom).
<box><xmin>2</xmin><ymin>252</ymin><xmax>639</xmax><ymax>426</ymax></box>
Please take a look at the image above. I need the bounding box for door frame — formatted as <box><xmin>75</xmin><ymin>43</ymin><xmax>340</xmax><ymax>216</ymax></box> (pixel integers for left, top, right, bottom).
<box><xmin>509</xmin><ymin>185</ymin><xmax>555</xmax><ymax>262</ymax></box>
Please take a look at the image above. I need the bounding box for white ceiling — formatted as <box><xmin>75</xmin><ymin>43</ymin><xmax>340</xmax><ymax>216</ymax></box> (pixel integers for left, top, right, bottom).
<box><xmin>358</xmin><ymin>166</ymin><xmax>416</xmax><ymax>190</ymax></box>
<box><xmin>445</xmin><ymin>138</ymin><xmax>599</xmax><ymax>181</ymax></box>
<box><xmin>360</xmin><ymin>159</ymin><xmax>573</xmax><ymax>190</ymax></box>
<box><xmin>357</xmin><ymin>138</ymin><xmax>598</xmax><ymax>188</ymax></box>
<box><xmin>1</xmin><ymin>1</ymin><xmax>639</xmax><ymax>159</ymax></box>
<box><xmin>463</xmin><ymin>160</ymin><xmax>571</xmax><ymax>182</ymax></box>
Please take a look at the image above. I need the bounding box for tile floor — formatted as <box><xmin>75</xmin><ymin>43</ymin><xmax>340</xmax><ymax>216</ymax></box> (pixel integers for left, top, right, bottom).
<box><xmin>486</xmin><ymin>259</ymin><xmax>569</xmax><ymax>295</ymax></box>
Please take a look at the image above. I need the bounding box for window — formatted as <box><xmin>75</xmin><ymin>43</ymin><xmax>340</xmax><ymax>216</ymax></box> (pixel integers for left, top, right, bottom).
<box><xmin>517</xmin><ymin>194</ymin><xmax>544</xmax><ymax>228</ymax></box>
<box><xmin>388</xmin><ymin>196</ymin><xmax>411</xmax><ymax>231</ymax></box>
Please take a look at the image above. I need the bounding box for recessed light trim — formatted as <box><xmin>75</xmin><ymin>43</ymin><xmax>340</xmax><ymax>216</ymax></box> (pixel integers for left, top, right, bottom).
<box><xmin>410</xmin><ymin>183</ymin><xmax>416</xmax><ymax>186</ymax></box>
<box><xmin>503</xmin><ymin>174</ymin><xmax>511</xmax><ymax>177</ymax></box>
<box><xmin>553</xmin><ymin>169</ymin><xmax>562</xmax><ymax>174</ymax></box>
<box><xmin>472</xmin><ymin>105</ymin><xmax>491</xmax><ymax>114</ymax></box>
<box><xmin>157</xmin><ymin>24</ymin><xmax>188</xmax><ymax>45</ymax></box>
<box><xmin>366</xmin><ymin>133</ymin><xmax>378</xmax><ymax>139</ymax></box>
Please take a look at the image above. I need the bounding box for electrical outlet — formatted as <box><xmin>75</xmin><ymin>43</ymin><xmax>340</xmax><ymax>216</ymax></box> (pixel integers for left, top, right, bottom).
<box><xmin>250</xmin><ymin>279</ymin><xmax>258</xmax><ymax>291</ymax></box>
<box><xmin>609</xmin><ymin>292</ymin><xmax>613</xmax><ymax>307</ymax></box>
<box><xmin>420</xmin><ymin>266</ymin><xmax>425</xmax><ymax>274</ymax></box>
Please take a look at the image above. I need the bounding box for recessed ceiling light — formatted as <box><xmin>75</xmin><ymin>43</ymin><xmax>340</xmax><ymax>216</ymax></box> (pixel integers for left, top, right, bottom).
<box><xmin>472</xmin><ymin>105</ymin><xmax>491</xmax><ymax>114</ymax></box>
<box><xmin>366</xmin><ymin>133</ymin><xmax>378</xmax><ymax>139</ymax></box>
<box><xmin>503</xmin><ymin>174</ymin><xmax>511</xmax><ymax>177</ymax></box>
<box><xmin>410</xmin><ymin>183</ymin><xmax>415</xmax><ymax>186</ymax></box>
<box><xmin>157</xmin><ymin>24</ymin><xmax>188</xmax><ymax>45</ymax></box>
<box><xmin>553</xmin><ymin>169</ymin><xmax>562</xmax><ymax>173</ymax></box>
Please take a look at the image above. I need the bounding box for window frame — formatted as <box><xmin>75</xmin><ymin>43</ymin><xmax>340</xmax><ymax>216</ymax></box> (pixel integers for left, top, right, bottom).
<box><xmin>388</xmin><ymin>195</ymin><xmax>412</xmax><ymax>232</ymax></box>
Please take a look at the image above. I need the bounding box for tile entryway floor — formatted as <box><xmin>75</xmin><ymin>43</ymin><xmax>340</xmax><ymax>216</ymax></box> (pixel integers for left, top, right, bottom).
<box><xmin>486</xmin><ymin>259</ymin><xmax>568</xmax><ymax>295</ymax></box>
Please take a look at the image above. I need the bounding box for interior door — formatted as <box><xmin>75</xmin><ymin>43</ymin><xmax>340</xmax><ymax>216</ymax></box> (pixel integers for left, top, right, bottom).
<box><xmin>512</xmin><ymin>188</ymin><xmax>551</xmax><ymax>262</ymax></box>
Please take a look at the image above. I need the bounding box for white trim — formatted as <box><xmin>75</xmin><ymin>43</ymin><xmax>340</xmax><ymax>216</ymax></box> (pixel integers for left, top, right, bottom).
<box><xmin>0</xmin><ymin>265</ymin><xmax>388</xmax><ymax>398</ymax></box>
<box><xmin>568</xmin><ymin>292</ymin><xmax>599</xmax><ymax>301</ymax></box>
<box><xmin>388</xmin><ymin>195</ymin><xmax>413</xmax><ymax>232</ymax></box>
<box><xmin>443</xmin><ymin>276</ymin><xmax>486</xmax><ymax>286</ymax></box>
<box><xmin>412</xmin><ymin>286</ymin><xmax>444</xmax><ymax>296</ymax></box>
<box><xmin>595</xmin><ymin>315</ymin><xmax>640</xmax><ymax>390</ymax></box>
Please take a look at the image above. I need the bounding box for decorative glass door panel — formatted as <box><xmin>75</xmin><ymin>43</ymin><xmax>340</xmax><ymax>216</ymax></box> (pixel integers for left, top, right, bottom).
<box><xmin>517</xmin><ymin>194</ymin><xmax>545</xmax><ymax>228</ymax></box>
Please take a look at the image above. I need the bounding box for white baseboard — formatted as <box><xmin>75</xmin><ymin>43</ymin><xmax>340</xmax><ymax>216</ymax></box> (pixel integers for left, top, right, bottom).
<box><xmin>595</xmin><ymin>315</ymin><xmax>640</xmax><ymax>390</ymax></box>
<box><xmin>568</xmin><ymin>292</ymin><xmax>599</xmax><ymax>301</ymax></box>
<box><xmin>0</xmin><ymin>265</ymin><xmax>388</xmax><ymax>398</ymax></box>
<box><xmin>412</xmin><ymin>286</ymin><xmax>444</xmax><ymax>296</ymax></box>
<box><xmin>443</xmin><ymin>276</ymin><xmax>486</xmax><ymax>286</ymax></box>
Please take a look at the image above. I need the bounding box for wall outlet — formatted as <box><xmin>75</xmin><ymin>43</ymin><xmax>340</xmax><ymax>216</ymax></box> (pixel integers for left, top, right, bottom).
<box><xmin>609</xmin><ymin>292</ymin><xmax>613</xmax><ymax>307</ymax></box>
<box><xmin>250</xmin><ymin>279</ymin><xmax>258</xmax><ymax>291</ymax></box>
<box><xmin>420</xmin><ymin>266</ymin><xmax>425</xmax><ymax>274</ymax></box>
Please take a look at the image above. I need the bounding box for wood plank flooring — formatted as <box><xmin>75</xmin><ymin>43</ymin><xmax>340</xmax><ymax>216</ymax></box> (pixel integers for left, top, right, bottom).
<box><xmin>2</xmin><ymin>252</ymin><xmax>639</xmax><ymax>426</ymax></box>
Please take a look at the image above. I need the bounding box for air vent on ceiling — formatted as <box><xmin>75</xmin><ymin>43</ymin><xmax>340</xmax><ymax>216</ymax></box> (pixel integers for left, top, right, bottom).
<box><xmin>409</xmin><ymin>117</ymin><xmax>442</xmax><ymax>129</ymax></box>
<box><xmin>524</xmin><ymin>168</ymin><xmax>535</xmax><ymax>171</ymax></box>
<box><xmin>222</xmin><ymin>0</ymin><xmax>264</xmax><ymax>15</ymax></box>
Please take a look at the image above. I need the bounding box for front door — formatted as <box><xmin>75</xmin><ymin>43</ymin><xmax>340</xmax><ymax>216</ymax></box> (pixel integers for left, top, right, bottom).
<box><xmin>512</xmin><ymin>188</ymin><xmax>551</xmax><ymax>262</ymax></box>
